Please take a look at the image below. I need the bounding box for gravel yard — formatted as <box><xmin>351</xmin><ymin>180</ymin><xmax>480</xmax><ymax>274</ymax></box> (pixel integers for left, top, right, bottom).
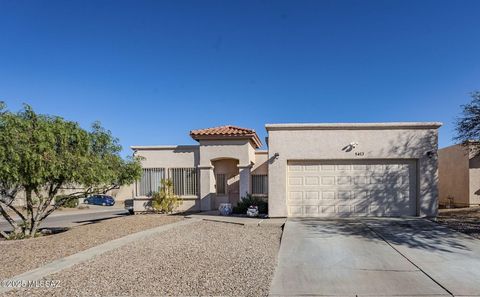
<box><xmin>4</xmin><ymin>221</ymin><xmax>283</xmax><ymax>297</ymax></box>
<box><xmin>0</xmin><ymin>214</ymin><xmax>182</xmax><ymax>280</ymax></box>
<box><xmin>436</xmin><ymin>207</ymin><xmax>480</xmax><ymax>238</ymax></box>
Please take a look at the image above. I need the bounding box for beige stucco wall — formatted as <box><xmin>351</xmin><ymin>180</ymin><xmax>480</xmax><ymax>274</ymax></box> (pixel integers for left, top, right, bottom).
<box><xmin>131</xmin><ymin>142</ymin><xmax>261</xmax><ymax>212</ymax></box>
<box><xmin>107</xmin><ymin>184</ymin><xmax>134</xmax><ymax>202</ymax></box>
<box><xmin>198</xmin><ymin>139</ymin><xmax>253</xmax><ymax>167</ymax></box>
<box><xmin>132</xmin><ymin>145</ymin><xmax>201</xmax><ymax>212</ymax></box>
<box><xmin>266</xmin><ymin>123</ymin><xmax>441</xmax><ymax>218</ymax></box>
<box><xmin>197</xmin><ymin>139</ymin><xmax>257</xmax><ymax>210</ymax></box>
<box><xmin>252</xmin><ymin>151</ymin><xmax>269</xmax><ymax>175</ymax></box>
<box><xmin>468</xmin><ymin>154</ymin><xmax>480</xmax><ymax>206</ymax></box>
<box><xmin>134</xmin><ymin>145</ymin><xmax>199</xmax><ymax>168</ymax></box>
<box><xmin>438</xmin><ymin>144</ymin><xmax>470</xmax><ymax>206</ymax></box>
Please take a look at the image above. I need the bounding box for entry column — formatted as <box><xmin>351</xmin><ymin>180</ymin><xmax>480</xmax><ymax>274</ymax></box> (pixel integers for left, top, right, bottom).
<box><xmin>198</xmin><ymin>165</ymin><xmax>215</xmax><ymax>211</ymax></box>
<box><xmin>238</xmin><ymin>164</ymin><xmax>252</xmax><ymax>200</ymax></box>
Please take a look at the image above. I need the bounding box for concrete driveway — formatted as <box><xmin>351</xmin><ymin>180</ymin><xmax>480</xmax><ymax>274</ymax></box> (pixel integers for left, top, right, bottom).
<box><xmin>270</xmin><ymin>218</ymin><xmax>480</xmax><ymax>296</ymax></box>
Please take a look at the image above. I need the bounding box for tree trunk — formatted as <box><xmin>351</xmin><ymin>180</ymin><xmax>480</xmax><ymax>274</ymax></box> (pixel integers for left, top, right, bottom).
<box><xmin>25</xmin><ymin>189</ymin><xmax>35</xmax><ymax>237</ymax></box>
<box><xmin>0</xmin><ymin>205</ymin><xmax>22</xmax><ymax>238</ymax></box>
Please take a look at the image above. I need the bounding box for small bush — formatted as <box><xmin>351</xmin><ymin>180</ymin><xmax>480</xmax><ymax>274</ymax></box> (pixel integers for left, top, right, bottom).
<box><xmin>151</xmin><ymin>179</ymin><xmax>182</xmax><ymax>213</ymax></box>
<box><xmin>233</xmin><ymin>194</ymin><xmax>268</xmax><ymax>214</ymax></box>
<box><xmin>54</xmin><ymin>195</ymin><xmax>79</xmax><ymax>208</ymax></box>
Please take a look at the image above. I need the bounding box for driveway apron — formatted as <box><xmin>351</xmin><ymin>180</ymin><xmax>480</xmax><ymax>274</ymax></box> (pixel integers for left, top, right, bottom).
<box><xmin>269</xmin><ymin>218</ymin><xmax>452</xmax><ymax>296</ymax></box>
<box><xmin>366</xmin><ymin>218</ymin><xmax>480</xmax><ymax>296</ymax></box>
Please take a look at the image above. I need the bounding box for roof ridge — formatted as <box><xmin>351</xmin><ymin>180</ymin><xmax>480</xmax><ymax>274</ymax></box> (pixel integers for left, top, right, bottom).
<box><xmin>189</xmin><ymin>125</ymin><xmax>262</xmax><ymax>148</ymax></box>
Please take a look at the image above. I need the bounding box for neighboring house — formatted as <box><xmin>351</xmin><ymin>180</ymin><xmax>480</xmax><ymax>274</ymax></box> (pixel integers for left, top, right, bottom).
<box><xmin>439</xmin><ymin>143</ymin><xmax>480</xmax><ymax>207</ymax></box>
<box><xmin>132</xmin><ymin>122</ymin><xmax>441</xmax><ymax>217</ymax></box>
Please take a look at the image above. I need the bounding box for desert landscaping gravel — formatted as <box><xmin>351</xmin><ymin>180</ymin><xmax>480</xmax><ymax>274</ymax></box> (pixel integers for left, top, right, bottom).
<box><xmin>436</xmin><ymin>207</ymin><xmax>480</xmax><ymax>239</ymax></box>
<box><xmin>4</xmin><ymin>221</ymin><xmax>283</xmax><ymax>297</ymax></box>
<box><xmin>0</xmin><ymin>214</ymin><xmax>182</xmax><ymax>280</ymax></box>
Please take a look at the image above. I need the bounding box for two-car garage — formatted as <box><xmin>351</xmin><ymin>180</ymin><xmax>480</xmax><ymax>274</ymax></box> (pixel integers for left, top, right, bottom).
<box><xmin>266</xmin><ymin>122</ymin><xmax>442</xmax><ymax>218</ymax></box>
<box><xmin>286</xmin><ymin>159</ymin><xmax>417</xmax><ymax>217</ymax></box>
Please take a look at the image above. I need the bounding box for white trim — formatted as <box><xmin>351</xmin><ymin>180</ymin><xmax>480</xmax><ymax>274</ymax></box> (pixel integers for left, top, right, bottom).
<box><xmin>265</xmin><ymin>122</ymin><xmax>442</xmax><ymax>131</ymax></box>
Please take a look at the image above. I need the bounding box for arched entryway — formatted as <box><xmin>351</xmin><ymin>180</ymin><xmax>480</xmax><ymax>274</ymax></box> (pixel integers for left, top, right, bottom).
<box><xmin>211</xmin><ymin>158</ymin><xmax>240</xmax><ymax>208</ymax></box>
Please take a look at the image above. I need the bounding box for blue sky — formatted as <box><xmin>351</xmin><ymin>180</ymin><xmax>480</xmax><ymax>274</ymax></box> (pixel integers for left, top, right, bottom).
<box><xmin>1</xmin><ymin>0</ymin><xmax>479</xmax><ymax>156</ymax></box>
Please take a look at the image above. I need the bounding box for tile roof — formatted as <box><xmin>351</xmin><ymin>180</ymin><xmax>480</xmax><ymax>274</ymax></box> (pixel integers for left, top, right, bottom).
<box><xmin>190</xmin><ymin>125</ymin><xmax>262</xmax><ymax>148</ymax></box>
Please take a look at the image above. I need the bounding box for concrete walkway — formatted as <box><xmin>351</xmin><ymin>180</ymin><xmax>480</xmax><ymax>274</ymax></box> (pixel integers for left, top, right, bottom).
<box><xmin>270</xmin><ymin>218</ymin><xmax>480</xmax><ymax>296</ymax></box>
<box><xmin>0</xmin><ymin>218</ymin><xmax>199</xmax><ymax>294</ymax></box>
<box><xmin>186</xmin><ymin>211</ymin><xmax>286</xmax><ymax>226</ymax></box>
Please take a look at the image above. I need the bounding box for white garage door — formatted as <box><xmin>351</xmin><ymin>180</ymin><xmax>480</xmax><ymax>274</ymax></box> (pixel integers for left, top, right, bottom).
<box><xmin>287</xmin><ymin>160</ymin><xmax>417</xmax><ymax>217</ymax></box>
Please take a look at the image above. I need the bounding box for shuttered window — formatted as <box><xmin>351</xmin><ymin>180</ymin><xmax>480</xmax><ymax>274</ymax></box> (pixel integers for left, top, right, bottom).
<box><xmin>252</xmin><ymin>175</ymin><xmax>268</xmax><ymax>195</ymax></box>
<box><xmin>216</xmin><ymin>174</ymin><xmax>226</xmax><ymax>195</ymax></box>
<box><xmin>138</xmin><ymin>168</ymin><xmax>166</xmax><ymax>196</ymax></box>
<box><xmin>169</xmin><ymin>168</ymin><xmax>198</xmax><ymax>196</ymax></box>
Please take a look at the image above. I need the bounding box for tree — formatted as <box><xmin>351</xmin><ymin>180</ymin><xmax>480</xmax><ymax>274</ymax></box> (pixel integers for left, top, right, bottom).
<box><xmin>455</xmin><ymin>91</ymin><xmax>480</xmax><ymax>155</ymax></box>
<box><xmin>0</xmin><ymin>103</ymin><xmax>142</xmax><ymax>239</ymax></box>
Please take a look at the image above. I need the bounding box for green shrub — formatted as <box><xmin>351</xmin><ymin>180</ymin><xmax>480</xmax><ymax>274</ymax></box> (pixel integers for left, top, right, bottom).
<box><xmin>54</xmin><ymin>195</ymin><xmax>79</xmax><ymax>208</ymax></box>
<box><xmin>233</xmin><ymin>194</ymin><xmax>268</xmax><ymax>214</ymax></box>
<box><xmin>151</xmin><ymin>179</ymin><xmax>182</xmax><ymax>213</ymax></box>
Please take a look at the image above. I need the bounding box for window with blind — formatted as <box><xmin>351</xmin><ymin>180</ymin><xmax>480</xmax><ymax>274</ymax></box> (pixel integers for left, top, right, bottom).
<box><xmin>138</xmin><ymin>168</ymin><xmax>166</xmax><ymax>196</ymax></box>
<box><xmin>169</xmin><ymin>168</ymin><xmax>198</xmax><ymax>196</ymax></box>
<box><xmin>216</xmin><ymin>174</ymin><xmax>226</xmax><ymax>195</ymax></box>
<box><xmin>252</xmin><ymin>175</ymin><xmax>268</xmax><ymax>195</ymax></box>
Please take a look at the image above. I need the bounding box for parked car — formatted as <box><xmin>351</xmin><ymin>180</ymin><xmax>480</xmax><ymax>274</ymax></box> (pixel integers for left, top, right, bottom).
<box><xmin>124</xmin><ymin>199</ymin><xmax>134</xmax><ymax>215</ymax></box>
<box><xmin>84</xmin><ymin>195</ymin><xmax>115</xmax><ymax>206</ymax></box>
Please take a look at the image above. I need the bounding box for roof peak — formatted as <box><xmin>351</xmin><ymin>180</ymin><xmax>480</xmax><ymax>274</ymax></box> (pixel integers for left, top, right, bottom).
<box><xmin>190</xmin><ymin>125</ymin><xmax>261</xmax><ymax>148</ymax></box>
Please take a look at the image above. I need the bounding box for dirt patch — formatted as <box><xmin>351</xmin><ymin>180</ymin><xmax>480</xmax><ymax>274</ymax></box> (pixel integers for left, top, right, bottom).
<box><xmin>437</xmin><ymin>207</ymin><xmax>480</xmax><ymax>239</ymax></box>
<box><xmin>0</xmin><ymin>214</ymin><xmax>182</xmax><ymax>280</ymax></box>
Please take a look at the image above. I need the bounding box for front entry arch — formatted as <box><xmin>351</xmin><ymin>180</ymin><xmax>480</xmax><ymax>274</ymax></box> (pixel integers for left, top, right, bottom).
<box><xmin>212</xmin><ymin>158</ymin><xmax>240</xmax><ymax>208</ymax></box>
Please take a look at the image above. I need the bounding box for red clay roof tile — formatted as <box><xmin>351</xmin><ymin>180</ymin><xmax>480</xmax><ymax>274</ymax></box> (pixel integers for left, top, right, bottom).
<box><xmin>190</xmin><ymin>125</ymin><xmax>262</xmax><ymax>148</ymax></box>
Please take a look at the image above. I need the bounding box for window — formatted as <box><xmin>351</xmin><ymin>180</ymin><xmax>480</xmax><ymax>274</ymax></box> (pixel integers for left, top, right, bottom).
<box><xmin>138</xmin><ymin>168</ymin><xmax>166</xmax><ymax>196</ymax></box>
<box><xmin>252</xmin><ymin>175</ymin><xmax>268</xmax><ymax>195</ymax></box>
<box><xmin>216</xmin><ymin>174</ymin><xmax>226</xmax><ymax>195</ymax></box>
<box><xmin>169</xmin><ymin>168</ymin><xmax>198</xmax><ymax>196</ymax></box>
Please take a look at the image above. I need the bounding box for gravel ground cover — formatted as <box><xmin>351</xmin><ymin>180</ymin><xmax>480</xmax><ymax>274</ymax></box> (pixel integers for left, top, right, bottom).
<box><xmin>4</xmin><ymin>221</ymin><xmax>283</xmax><ymax>297</ymax></box>
<box><xmin>0</xmin><ymin>214</ymin><xmax>182</xmax><ymax>280</ymax></box>
<box><xmin>436</xmin><ymin>207</ymin><xmax>480</xmax><ymax>238</ymax></box>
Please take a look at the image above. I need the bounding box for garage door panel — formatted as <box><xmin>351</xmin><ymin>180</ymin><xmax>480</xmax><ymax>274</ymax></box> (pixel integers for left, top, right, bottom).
<box><xmin>287</xmin><ymin>160</ymin><xmax>417</xmax><ymax>217</ymax></box>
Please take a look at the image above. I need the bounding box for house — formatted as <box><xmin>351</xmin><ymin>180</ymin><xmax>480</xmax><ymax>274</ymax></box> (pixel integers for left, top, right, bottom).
<box><xmin>131</xmin><ymin>122</ymin><xmax>442</xmax><ymax>217</ymax></box>
<box><xmin>438</xmin><ymin>143</ymin><xmax>480</xmax><ymax>207</ymax></box>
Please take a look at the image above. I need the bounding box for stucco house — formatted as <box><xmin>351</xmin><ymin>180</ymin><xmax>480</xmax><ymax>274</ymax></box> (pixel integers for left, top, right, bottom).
<box><xmin>439</xmin><ymin>143</ymin><xmax>480</xmax><ymax>207</ymax></box>
<box><xmin>132</xmin><ymin>122</ymin><xmax>442</xmax><ymax>217</ymax></box>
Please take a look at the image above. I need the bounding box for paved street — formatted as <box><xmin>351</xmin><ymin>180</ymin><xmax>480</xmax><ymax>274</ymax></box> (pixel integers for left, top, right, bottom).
<box><xmin>270</xmin><ymin>218</ymin><xmax>480</xmax><ymax>296</ymax></box>
<box><xmin>0</xmin><ymin>205</ymin><xmax>128</xmax><ymax>232</ymax></box>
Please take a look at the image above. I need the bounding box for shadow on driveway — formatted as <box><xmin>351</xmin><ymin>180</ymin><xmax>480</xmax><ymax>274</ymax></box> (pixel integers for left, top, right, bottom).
<box><xmin>297</xmin><ymin>217</ymin><xmax>471</xmax><ymax>253</ymax></box>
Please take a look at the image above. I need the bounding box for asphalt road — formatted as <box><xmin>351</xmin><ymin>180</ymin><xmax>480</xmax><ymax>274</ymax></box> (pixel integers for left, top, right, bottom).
<box><xmin>0</xmin><ymin>206</ymin><xmax>128</xmax><ymax>232</ymax></box>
